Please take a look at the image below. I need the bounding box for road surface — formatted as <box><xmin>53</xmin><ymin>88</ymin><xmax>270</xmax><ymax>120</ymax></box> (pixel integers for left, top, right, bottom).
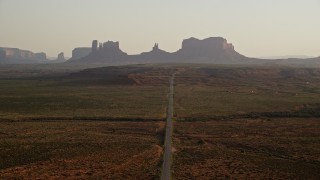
<box><xmin>161</xmin><ymin>74</ymin><xmax>175</xmax><ymax>180</ymax></box>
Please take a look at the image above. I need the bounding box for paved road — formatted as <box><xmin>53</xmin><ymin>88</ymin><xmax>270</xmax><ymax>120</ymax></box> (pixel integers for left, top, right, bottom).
<box><xmin>161</xmin><ymin>74</ymin><xmax>175</xmax><ymax>180</ymax></box>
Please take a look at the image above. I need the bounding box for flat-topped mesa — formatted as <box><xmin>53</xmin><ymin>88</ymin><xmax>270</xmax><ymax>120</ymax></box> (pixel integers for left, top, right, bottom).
<box><xmin>0</xmin><ymin>47</ymin><xmax>47</xmax><ymax>61</ymax></box>
<box><xmin>181</xmin><ymin>37</ymin><xmax>234</xmax><ymax>52</ymax></box>
<box><xmin>175</xmin><ymin>37</ymin><xmax>243</xmax><ymax>63</ymax></box>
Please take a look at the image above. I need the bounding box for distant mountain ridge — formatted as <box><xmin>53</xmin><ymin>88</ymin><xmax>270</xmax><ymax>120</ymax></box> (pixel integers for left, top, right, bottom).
<box><xmin>68</xmin><ymin>37</ymin><xmax>249</xmax><ymax>64</ymax></box>
<box><xmin>1</xmin><ymin>37</ymin><xmax>319</xmax><ymax>66</ymax></box>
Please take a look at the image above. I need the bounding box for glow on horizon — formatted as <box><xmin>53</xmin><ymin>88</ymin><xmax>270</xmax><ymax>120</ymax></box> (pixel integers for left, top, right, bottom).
<box><xmin>0</xmin><ymin>0</ymin><xmax>319</xmax><ymax>57</ymax></box>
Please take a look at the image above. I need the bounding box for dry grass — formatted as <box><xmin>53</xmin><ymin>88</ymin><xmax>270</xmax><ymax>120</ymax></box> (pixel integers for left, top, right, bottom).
<box><xmin>0</xmin><ymin>121</ymin><xmax>165</xmax><ymax>179</ymax></box>
<box><xmin>1</xmin><ymin>65</ymin><xmax>320</xmax><ymax>179</ymax></box>
<box><xmin>0</xmin><ymin>81</ymin><xmax>168</xmax><ymax>120</ymax></box>
<box><xmin>173</xmin><ymin>118</ymin><xmax>320</xmax><ymax>179</ymax></box>
<box><xmin>174</xmin><ymin>67</ymin><xmax>320</xmax><ymax>118</ymax></box>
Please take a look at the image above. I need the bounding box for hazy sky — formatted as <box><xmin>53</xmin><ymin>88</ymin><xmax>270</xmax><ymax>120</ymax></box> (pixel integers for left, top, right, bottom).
<box><xmin>0</xmin><ymin>0</ymin><xmax>319</xmax><ymax>57</ymax></box>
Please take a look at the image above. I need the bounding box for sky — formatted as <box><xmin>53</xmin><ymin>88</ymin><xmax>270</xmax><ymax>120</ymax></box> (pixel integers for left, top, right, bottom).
<box><xmin>0</xmin><ymin>0</ymin><xmax>319</xmax><ymax>58</ymax></box>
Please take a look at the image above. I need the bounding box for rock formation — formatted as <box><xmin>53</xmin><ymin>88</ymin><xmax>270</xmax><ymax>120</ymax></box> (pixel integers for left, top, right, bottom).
<box><xmin>56</xmin><ymin>52</ymin><xmax>66</xmax><ymax>61</ymax></box>
<box><xmin>0</xmin><ymin>49</ymin><xmax>6</xmax><ymax>60</ymax></box>
<box><xmin>173</xmin><ymin>37</ymin><xmax>245</xmax><ymax>63</ymax></box>
<box><xmin>2</xmin><ymin>36</ymin><xmax>318</xmax><ymax>66</ymax></box>
<box><xmin>136</xmin><ymin>43</ymin><xmax>172</xmax><ymax>61</ymax></box>
<box><xmin>99</xmin><ymin>43</ymin><xmax>103</xmax><ymax>51</ymax></box>
<box><xmin>71</xmin><ymin>47</ymin><xmax>91</xmax><ymax>60</ymax></box>
<box><xmin>98</xmin><ymin>41</ymin><xmax>127</xmax><ymax>57</ymax></box>
<box><xmin>95</xmin><ymin>41</ymin><xmax>126</xmax><ymax>58</ymax></box>
<box><xmin>92</xmin><ymin>40</ymin><xmax>98</xmax><ymax>53</ymax></box>
<box><xmin>68</xmin><ymin>37</ymin><xmax>248</xmax><ymax>64</ymax></box>
<box><xmin>34</xmin><ymin>52</ymin><xmax>47</xmax><ymax>60</ymax></box>
<box><xmin>0</xmin><ymin>47</ymin><xmax>47</xmax><ymax>63</ymax></box>
<box><xmin>0</xmin><ymin>48</ymin><xmax>24</xmax><ymax>59</ymax></box>
<box><xmin>153</xmin><ymin>43</ymin><xmax>159</xmax><ymax>51</ymax></box>
<box><xmin>68</xmin><ymin>40</ymin><xmax>128</xmax><ymax>63</ymax></box>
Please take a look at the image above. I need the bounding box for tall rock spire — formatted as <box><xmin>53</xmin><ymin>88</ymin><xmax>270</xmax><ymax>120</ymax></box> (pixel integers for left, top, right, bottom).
<box><xmin>92</xmin><ymin>40</ymin><xmax>98</xmax><ymax>53</ymax></box>
<box><xmin>153</xmin><ymin>43</ymin><xmax>159</xmax><ymax>51</ymax></box>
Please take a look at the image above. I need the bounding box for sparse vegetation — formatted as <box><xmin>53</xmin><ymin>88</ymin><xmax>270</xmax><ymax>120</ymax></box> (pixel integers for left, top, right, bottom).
<box><xmin>0</xmin><ymin>65</ymin><xmax>172</xmax><ymax>120</ymax></box>
<box><xmin>0</xmin><ymin>121</ymin><xmax>165</xmax><ymax>179</ymax></box>
<box><xmin>1</xmin><ymin>64</ymin><xmax>320</xmax><ymax>179</ymax></box>
<box><xmin>172</xmin><ymin>66</ymin><xmax>320</xmax><ymax>179</ymax></box>
<box><xmin>173</xmin><ymin>119</ymin><xmax>320</xmax><ymax>179</ymax></box>
<box><xmin>174</xmin><ymin>66</ymin><xmax>320</xmax><ymax>119</ymax></box>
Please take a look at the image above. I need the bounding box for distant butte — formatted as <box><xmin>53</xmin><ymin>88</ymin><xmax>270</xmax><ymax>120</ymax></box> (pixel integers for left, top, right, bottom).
<box><xmin>0</xmin><ymin>47</ymin><xmax>48</xmax><ymax>64</ymax></box>
<box><xmin>1</xmin><ymin>37</ymin><xmax>319</xmax><ymax>66</ymax></box>
<box><xmin>68</xmin><ymin>37</ymin><xmax>249</xmax><ymax>64</ymax></box>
